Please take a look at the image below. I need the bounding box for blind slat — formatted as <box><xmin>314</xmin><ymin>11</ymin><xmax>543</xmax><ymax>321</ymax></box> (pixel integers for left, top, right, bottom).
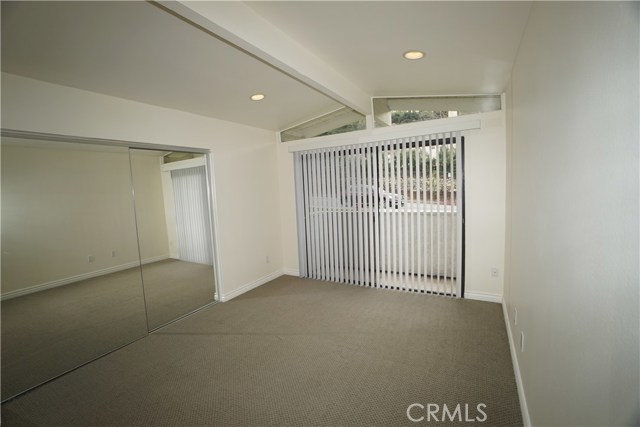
<box><xmin>428</xmin><ymin>134</ymin><xmax>435</xmax><ymax>295</ymax></box>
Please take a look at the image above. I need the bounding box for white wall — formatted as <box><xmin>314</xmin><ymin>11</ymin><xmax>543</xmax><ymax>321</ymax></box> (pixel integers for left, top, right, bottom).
<box><xmin>276</xmin><ymin>141</ymin><xmax>298</xmax><ymax>275</ymax></box>
<box><xmin>505</xmin><ymin>3</ymin><xmax>639</xmax><ymax>426</ymax></box>
<box><xmin>1</xmin><ymin>143</ymin><xmax>172</xmax><ymax>297</ymax></box>
<box><xmin>464</xmin><ymin>111</ymin><xmax>507</xmax><ymax>300</ymax></box>
<box><xmin>277</xmin><ymin>110</ymin><xmax>507</xmax><ymax>301</ymax></box>
<box><xmin>1</xmin><ymin>72</ymin><xmax>283</xmax><ymax>300</ymax></box>
<box><xmin>1</xmin><ymin>141</ymin><xmax>142</xmax><ymax>294</ymax></box>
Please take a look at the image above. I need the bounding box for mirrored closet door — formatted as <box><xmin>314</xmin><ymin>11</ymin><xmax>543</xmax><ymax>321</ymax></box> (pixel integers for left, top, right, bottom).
<box><xmin>1</xmin><ymin>138</ymin><xmax>149</xmax><ymax>400</ymax></box>
<box><xmin>129</xmin><ymin>149</ymin><xmax>216</xmax><ymax>330</ymax></box>
<box><xmin>1</xmin><ymin>136</ymin><xmax>218</xmax><ymax>401</ymax></box>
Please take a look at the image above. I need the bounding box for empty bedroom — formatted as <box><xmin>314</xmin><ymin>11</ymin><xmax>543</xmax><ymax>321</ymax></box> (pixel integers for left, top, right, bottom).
<box><xmin>1</xmin><ymin>1</ymin><xmax>638</xmax><ymax>426</ymax></box>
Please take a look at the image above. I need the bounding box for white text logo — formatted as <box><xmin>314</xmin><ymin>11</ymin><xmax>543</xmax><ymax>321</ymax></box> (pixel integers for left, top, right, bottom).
<box><xmin>406</xmin><ymin>403</ymin><xmax>487</xmax><ymax>423</ymax></box>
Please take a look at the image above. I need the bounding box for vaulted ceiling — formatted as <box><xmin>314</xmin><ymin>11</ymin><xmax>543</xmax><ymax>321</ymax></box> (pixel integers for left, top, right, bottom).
<box><xmin>1</xmin><ymin>1</ymin><xmax>531</xmax><ymax>132</ymax></box>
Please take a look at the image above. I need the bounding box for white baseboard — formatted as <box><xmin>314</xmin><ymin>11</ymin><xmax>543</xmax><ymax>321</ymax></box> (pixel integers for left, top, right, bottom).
<box><xmin>282</xmin><ymin>268</ymin><xmax>300</xmax><ymax>277</ymax></box>
<box><xmin>219</xmin><ymin>270</ymin><xmax>283</xmax><ymax>302</ymax></box>
<box><xmin>464</xmin><ymin>290</ymin><xmax>502</xmax><ymax>303</ymax></box>
<box><xmin>141</xmin><ymin>255</ymin><xmax>171</xmax><ymax>265</ymax></box>
<box><xmin>502</xmin><ymin>299</ymin><xmax>531</xmax><ymax>426</ymax></box>
<box><xmin>1</xmin><ymin>255</ymin><xmax>170</xmax><ymax>301</ymax></box>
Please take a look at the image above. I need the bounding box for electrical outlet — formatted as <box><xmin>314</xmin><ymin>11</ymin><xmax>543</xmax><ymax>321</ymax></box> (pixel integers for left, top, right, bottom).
<box><xmin>514</xmin><ymin>308</ymin><xmax>518</xmax><ymax>325</ymax></box>
<box><xmin>88</xmin><ymin>255</ymin><xmax>95</xmax><ymax>263</ymax></box>
<box><xmin>111</xmin><ymin>250</ymin><xmax>117</xmax><ymax>258</ymax></box>
<box><xmin>520</xmin><ymin>332</ymin><xmax>525</xmax><ymax>352</ymax></box>
<box><xmin>266</xmin><ymin>255</ymin><xmax>270</xmax><ymax>264</ymax></box>
<box><xmin>491</xmin><ymin>268</ymin><xmax>499</xmax><ymax>277</ymax></box>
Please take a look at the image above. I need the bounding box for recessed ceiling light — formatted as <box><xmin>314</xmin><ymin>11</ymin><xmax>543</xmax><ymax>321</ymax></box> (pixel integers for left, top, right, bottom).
<box><xmin>250</xmin><ymin>93</ymin><xmax>265</xmax><ymax>101</ymax></box>
<box><xmin>403</xmin><ymin>50</ymin><xmax>425</xmax><ymax>60</ymax></box>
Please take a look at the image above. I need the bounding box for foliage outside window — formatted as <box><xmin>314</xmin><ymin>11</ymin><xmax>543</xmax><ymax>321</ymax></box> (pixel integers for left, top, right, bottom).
<box><xmin>374</xmin><ymin>96</ymin><xmax>501</xmax><ymax>128</ymax></box>
<box><xmin>392</xmin><ymin>110</ymin><xmax>452</xmax><ymax>125</ymax></box>
<box><xmin>381</xmin><ymin>146</ymin><xmax>458</xmax><ymax>206</ymax></box>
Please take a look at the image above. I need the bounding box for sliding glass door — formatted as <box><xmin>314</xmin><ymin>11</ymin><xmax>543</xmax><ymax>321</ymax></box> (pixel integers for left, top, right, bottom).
<box><xmin>294</xmin><ymin>132</ymin><xmax>464</xmax><ymax>297</ymax></box>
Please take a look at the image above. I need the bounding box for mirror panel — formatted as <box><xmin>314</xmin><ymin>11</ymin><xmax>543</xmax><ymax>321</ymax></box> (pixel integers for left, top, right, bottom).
<box><xmin>1</xmin><ymin>138</ymin><xmax>149</xmax><ymax>400</ymax></box>
<box><xmin>129</xmin><ymin>149</ymin><xmax>216</xmax><ymax>330</ymax></box>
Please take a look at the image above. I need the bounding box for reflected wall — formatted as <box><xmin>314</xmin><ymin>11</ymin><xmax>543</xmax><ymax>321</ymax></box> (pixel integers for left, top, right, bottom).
<box><xmin>1</xmin><ymin>137</ymin><xmax>218</xmax><ymax>401</ymax></box>
<box><xmin>1</xmin><ymin>139</ymin><xmax>148</xmax><ymax>400</ymax></box>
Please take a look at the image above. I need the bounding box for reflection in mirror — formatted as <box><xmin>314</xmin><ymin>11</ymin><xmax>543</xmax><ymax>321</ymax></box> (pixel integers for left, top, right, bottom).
<box><xmin>129</xmin><ymin>149</ymin><xmax>216</xmax><ymax>330</ymax></box>
<box><xmin>1</xmin><ymin>138</ymin><xmax>149</xmax><ymax>401</ymax></box>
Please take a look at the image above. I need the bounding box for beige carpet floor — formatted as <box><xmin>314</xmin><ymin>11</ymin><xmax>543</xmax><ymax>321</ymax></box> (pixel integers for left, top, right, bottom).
<box><xmin>141</xmin><ymin>259</ymin><xmax>216</xmax><ymax>329</ymax></box>
<box><xmin>1</xmin><ymin>275</ymin><xmax>522</xmax><ymax>426</ymax></box>
<box><xmin>1</xmin><ymin>259</ymin><xmax>215</xmax><ymax>400</ymax></box>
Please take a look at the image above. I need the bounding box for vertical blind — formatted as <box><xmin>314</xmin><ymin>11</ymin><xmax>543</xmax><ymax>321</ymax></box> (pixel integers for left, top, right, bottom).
<box><xmin>171</xmin><ymin>166</ymin><xmax>213</xmax><ymax>265</ymax></box>
<box><xmin>294</xmin><ymin>132</ymin><xmax>464</xmax><ymax>297</ymax></box>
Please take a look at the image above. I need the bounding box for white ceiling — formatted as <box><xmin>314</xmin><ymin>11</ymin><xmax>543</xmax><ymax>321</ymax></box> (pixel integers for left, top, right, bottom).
<box><xmin>1</xmin><ymin>1</ymin><xmax>532</xmax><ymax>132</ymax></box>
<box><xmin>247</xmin><ymin>1</ymin><xmax>532</xmax><ymax>96</ymax></box>
<box><xmin>0</xmin><ymin>1</ymin><xmax>342</xmax><ymax>131</ymax></box>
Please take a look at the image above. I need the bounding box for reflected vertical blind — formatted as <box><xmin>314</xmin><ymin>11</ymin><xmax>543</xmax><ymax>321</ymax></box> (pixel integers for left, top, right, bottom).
<box><xmin>294</xmin><ymin>132</ymin><xmax>464</xmax><ymax>297</ymax></box>
<box><xmin>171</xmin><ymin>166</ymin><xmax>213</xmax><ymax>265</ymax></box>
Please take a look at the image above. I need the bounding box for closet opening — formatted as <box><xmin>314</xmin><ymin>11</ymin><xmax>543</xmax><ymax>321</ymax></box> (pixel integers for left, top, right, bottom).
<box><xmin>1</xmin><ymin>130</ymin><xmax>220</xmax><ymax>401</ymax></box>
